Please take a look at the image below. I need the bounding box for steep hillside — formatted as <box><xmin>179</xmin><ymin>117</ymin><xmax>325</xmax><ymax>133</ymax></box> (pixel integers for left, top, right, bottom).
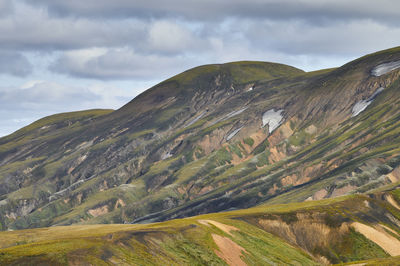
<box><xmin>1</xmin><ymin>47</ymin><xmax>400</xmax><ymax>231</ymax></box>
<box><xmin>1</xmin><ymin>187</ymin><xmax>400</xmax><ymax>265</ymax></box>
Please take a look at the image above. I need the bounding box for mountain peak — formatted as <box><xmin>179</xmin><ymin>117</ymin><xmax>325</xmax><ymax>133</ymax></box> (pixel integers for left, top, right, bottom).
<box><xmin>165</xmin><ymin>60</ymin><xmax>305</xmax><ymax>86</ymax></box>
<box><xmin>1</xmin><ymin>48</ymin><xmax>400</xmax><ymax>247</ymax></box>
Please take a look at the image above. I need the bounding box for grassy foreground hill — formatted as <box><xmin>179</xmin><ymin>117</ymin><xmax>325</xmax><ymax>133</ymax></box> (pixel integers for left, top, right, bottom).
<box><xmin>1</xmin><ymin>187</ymin><xmax>400</xmax><ymax>265</ymax></box>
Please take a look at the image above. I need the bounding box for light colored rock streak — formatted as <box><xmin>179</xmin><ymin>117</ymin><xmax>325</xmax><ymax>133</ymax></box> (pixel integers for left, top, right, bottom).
<box><xmin>213</xmin><ymin>107</ymin><xmax>248</xmax><ymax>125</ymax></box>
<box><xmin>226</xmin><ymin>126</ymin><xmax>243</xmax><ymax>141</ymax></box>
<box><xmin>185</xmin><ymin>111</ymin><xmax>206</xmax><ymax>128</ymax></box>
<box><xmin>225</xmin><ymin>107</ymin><xmax>248</xmax><ymax>120</ymax></box>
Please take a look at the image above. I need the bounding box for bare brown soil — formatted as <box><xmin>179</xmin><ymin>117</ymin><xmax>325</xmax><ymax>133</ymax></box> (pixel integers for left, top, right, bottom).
<box><xmin>212</xmin><ymin>233</ymin><xmax>247</xmax><ymax>266</ymax></box>
<box><xmin>352</xmin><ymin>222</ymin><xmax>400</xmax><ymax>256</ymax></box>
<box><xmin>386</xmin><ymin>195</ymin><xmax>400</xmax><ymax>211</ymax></box>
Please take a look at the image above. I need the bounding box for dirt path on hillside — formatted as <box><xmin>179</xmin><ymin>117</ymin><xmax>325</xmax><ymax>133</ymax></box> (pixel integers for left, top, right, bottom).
<box><xmin>212</xmin><ymin>233</ymin><xmax>247</xmax><ymax>266</ymax></box>
<box><xmin>352</xmin><ymin>222</ymin><xmax>400</xmax><ymax>256</ymax></box>
<box><xmin>198</xmin><ymin>220</ymin><xmax>239</xmax><ymax>236</ymax></box>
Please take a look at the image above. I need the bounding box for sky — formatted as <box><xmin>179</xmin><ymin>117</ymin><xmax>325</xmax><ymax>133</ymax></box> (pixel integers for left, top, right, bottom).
<box><xmin>1</xmin><ymin>0</ymin><xmax>400</xmax><ymax>136</ymax></box>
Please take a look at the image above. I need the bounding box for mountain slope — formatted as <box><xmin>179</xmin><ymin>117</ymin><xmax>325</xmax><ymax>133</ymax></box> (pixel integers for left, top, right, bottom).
<box><xmin>1</xmin><ymin>48</ymin><xmax>400</xmax><ymax>231</ymax></box>
<box><xmin>1</xmin><ymin>187</ymin><xmax>400</xmax><ymax>265</ymax></box>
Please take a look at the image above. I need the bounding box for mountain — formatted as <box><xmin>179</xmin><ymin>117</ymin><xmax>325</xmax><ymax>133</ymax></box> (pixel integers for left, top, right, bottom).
<box><xmin>1</xmin><ymin>47</ymin><xmax>400</xmax><ymax>237</ymax></box>
<box><xmin>1</xmin><ymin>187</ymin><xmax>400</xmax><ymax>265</ymax></box>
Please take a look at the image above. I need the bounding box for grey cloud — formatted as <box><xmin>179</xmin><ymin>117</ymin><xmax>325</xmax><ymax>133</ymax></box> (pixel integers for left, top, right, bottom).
<box><xmin>0</xmin><ymin>3</ymin><xmax>147</xmax><ymax>51</ymax></box>
<box><xmin>47</xmin><ymin>15</ymin><xmax>400</xmax><ymax>80</ymax></box>
<box><xmin>0</xmin><ymin>51</ymin><xmax>32</xmax><ymax>76</ymax></box>
<box><xmin>1</xmin><ymin>1</ymin><xmax>398</xmax><ymax>59</ymax></box>
<box><xmin>24</xmin><ymin>0</ymin><xmax>400</xmax><ymax>24</ymax></box>
<box><xmin>0</xmin><ymin>4</ymin><xmax>201</xmax><ymax>54</ymax></box>
<box><xmin>0</xmin><ymin>0</ymin><xmax>13</xmax><ymax>17</ymax></box>
<box><xmin>50</xmin><ymin>48</ymin><xmax>197</xmax><ymax>80</ymax></box>
<box><xmin>243</xmin><ymin>19</ymin><xmax>400</xmax><ymax>57</ymax></box>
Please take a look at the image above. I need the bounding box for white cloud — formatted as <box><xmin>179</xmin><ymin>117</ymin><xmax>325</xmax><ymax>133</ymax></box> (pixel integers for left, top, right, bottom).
<box><xmin>148</xmin><ymin>20</ymin><xmax>196</xmax><ymax>54</ymax></box>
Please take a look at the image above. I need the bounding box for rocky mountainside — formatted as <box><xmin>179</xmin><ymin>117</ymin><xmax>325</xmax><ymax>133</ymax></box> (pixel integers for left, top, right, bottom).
<box><xmin>1</xmin><ymin>47</ymin><xmax>400</xmax><ymax>233</ymax></box>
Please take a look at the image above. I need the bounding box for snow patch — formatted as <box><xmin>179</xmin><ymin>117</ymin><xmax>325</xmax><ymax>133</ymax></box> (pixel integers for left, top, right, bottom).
<box><xmin>40</xmin><ymin>125</ymin><xmax>51</xmax><ymax>130</ymax></box>
<box><xmin>352</xmin><ymin>101</ymin><xmax>370</xmax><ymax>117</ymax></box>
<box><xmin>161</xmin><ymin>152</ymin><xmax>173</xmax><ymax>160</ymax></box>
<box><xmin>262</xmin><ymin>109</ymin><xmax>284</xmax><ymax>133</ymax></box>
<box><xmin>226</xmin><ymin>126</ymin><xmax>243</xmax><ymax>141</ymax></box>
<box><xmin>352</xmin><ymin>87</ymin><xmax>384</xmax><ymax>117</ymax></box>
<box><xmin>371</xmin><ymin>60</ymin><xmax>400</xmax><ymax>76</ymax></box>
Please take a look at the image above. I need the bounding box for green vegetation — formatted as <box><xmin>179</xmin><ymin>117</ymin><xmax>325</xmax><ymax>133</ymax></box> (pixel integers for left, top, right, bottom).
<box><xmin>243</xmin><ymin>137</ymin><xmax>254</xmax><ymax>147</ymax></box>
<box><xmin>164</xmin><ymin>61</ymin><xmax>304</xmax><ymax>86</ymax></box>
<box><xmin>288</xmin><ymin>130</ymin><xmax>310</xmax><ymax>146</ymax></box>
<box><xmin>225</xmin><ymin>61</ymin><xmax>305</xmax><ymax>83</ymax></box>
<box><xmin>1</xmin><ymin>190</ymin><xmax>399</xmax><ymax>265</ymax></box>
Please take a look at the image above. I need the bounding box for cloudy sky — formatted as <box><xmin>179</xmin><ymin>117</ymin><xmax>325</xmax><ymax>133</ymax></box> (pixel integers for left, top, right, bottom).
<box><xmin>1</xmin><ymin>0</ymin><xmax>400</xmax><ymax>136</ymax></box>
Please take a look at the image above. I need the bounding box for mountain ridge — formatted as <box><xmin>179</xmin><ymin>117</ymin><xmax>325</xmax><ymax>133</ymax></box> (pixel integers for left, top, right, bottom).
<box><xmin>1</xmin><ymin>47</ymin><xmax>400</xmax><ymax>233</ymax></box>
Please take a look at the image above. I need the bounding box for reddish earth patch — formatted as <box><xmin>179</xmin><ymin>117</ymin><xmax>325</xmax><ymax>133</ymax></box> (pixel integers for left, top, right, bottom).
<box><xmin>212</xmin><ymin>234</ymin><xmax>247</xmax><ymax>266</ymax></box>
<box><xmin>198</xmin><ymin>129</ymin><xmax>227</xmax><ymax>155</ymax></box>
<box><xmin>268</xmin><ymin>146</ymin><xmax>286</xmax><ymax>163</ymax></box>
<box><xmin>281</xmin><ymin>174</ymin><xmax>297</xmax><ymax>187</ymax></box>
<box><xmin>114</xmin><ymin>199</ymin><xmax>126</xmax><ymax>209</ymax></box>
<box><xmin>387</xmin><ymin>166</ymin><xmax>400</xmax><ymax>183</ymax></box>
<box><xmin>313</xmin><ymin>189</ymin><xmax>328</xmax><ymax>200</ymax></box>
<box><xmin>330</xmin><ymin>185</ymin><xmax>356</xmax><ymax>198</ymax></box>
<box><xmin>88</xmin><ymin>205</ymin><xmax>109</xmax><ymax>217</ymax></box>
